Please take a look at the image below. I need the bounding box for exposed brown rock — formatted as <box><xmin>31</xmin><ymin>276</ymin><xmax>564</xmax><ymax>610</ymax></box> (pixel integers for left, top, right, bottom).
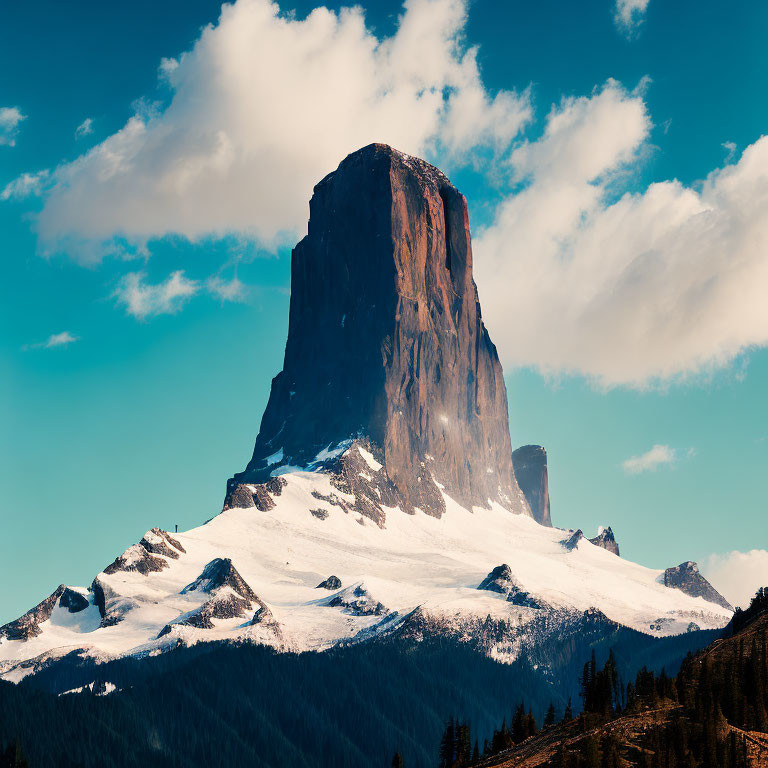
<box><xmin>225</xmin><ymin>144</ymin><xmax>530</xmax><ymax>522</ymax></box>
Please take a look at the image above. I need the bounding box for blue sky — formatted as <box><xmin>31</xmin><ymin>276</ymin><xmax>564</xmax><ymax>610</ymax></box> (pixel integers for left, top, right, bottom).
<box><xmin>2</xmin><ymin>0</ymin><xmax>767</xmax><ymax>622</ymax></box>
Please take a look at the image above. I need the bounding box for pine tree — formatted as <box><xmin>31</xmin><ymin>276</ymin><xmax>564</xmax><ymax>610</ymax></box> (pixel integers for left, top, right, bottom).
<box><xmin>544</xmin><ymin>701</ymin><xmax>556</xmax><ymax>727</ymax></box>
<box><xmin>564</xmin><ymin>697</ymin><xmax>573</xmax><ymax>721</ymax></box>
<box><xmin>391</xmin><ymin>751</ymin><xmax>404</xmax><ymax>768</ymax></box>
<box><xmin>439</xmin><ymin>718</ymin><xmax>455</xmax><ymax>768</ymax></box>
<box><xmin>471</xmin><ymin>740</ymin><xmax>479</xmax><ymax>764</ymax></box>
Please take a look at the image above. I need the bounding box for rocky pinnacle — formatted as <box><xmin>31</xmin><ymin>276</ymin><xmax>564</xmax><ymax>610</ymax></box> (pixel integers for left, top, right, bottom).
<box><xmin>226</xmin><ymin>144</ymin><xmax>530</xmax><ymax>519</ymax></box>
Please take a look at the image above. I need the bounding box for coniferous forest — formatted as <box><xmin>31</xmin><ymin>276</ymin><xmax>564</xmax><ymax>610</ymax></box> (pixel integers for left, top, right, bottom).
<box><xmin>436</xmin><ymin>588</ymin><xmax>768</xmax><ymax>768</ymax></box>
<box><xmin>0</xmin><ymin>620</ymin><xmax>716</xmax><ymax>768</ymax></box>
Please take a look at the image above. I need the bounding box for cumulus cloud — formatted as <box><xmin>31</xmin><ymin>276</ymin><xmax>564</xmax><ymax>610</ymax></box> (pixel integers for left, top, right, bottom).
<box><xmin>704</xmin><ymin>550</ymin><xmax>768</xmax><ymax>609</ymax></box>
<box><xmin>0</xmin><ymin>106</ymin><xmax>26</xmax><ymax>146</ymax></box>
<box><xmin>622</xmin><ymin>444</ymin><xmax>676</xmax><ymax>474</ymax></box>
<box><xmin>75</xmin><ymin>118</ymin><xmax>94</xmax><ymax>139</ymax></box>
<box><xmin>114</xmin><ymin>271</ymin><xmax>200</xmax><ymax>319</ymax></box>
<box><xmin>614</xmin><ymin>0</ymin><xmax>650</xmax><ymax>35</ymax></box>
<box><xmin>24</xmin><ymin>331</ymin><xmax>79</xmax><ymax>350</ymax></box>
<box><xmin>474</xmin><ymin>80</ymin><xmax>768</xmax><ymax>388</ymax></box>
<box><xmin>26</xmin><ymin>0</ymin><xmax>529</xmax><ymax>263</ymax></box>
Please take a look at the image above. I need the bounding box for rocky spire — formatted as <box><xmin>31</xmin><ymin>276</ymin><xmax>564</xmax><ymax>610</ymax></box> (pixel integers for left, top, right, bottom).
<box><xmin>511</xmin><ymin>445</ymin><xmax>552</xmax><ymax>527</ymax></box>
<box><xmin>226</xmin><ymin>144</ymin><xmax>530</xmax><ymax>521</ymax></box>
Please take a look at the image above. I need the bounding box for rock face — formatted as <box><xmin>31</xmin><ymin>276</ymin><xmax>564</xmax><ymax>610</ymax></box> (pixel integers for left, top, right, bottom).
<box><xmin>562</xmin><ymin>530</ymin><xmax>584</xmax><ymax>551</ymax></box>
<box><xmin>159</xmin><ymin>558</ymin><xmax>280</xmax><ymax>638</ymax></box>
<box><xmin>477</xmin><ymin>564</ymin><xmax>544</xmax><ymax>609</ymax></box>
<box><xmin>226</xmin><ymin>144</ymin><xmax>530</xmax><ymax>521</ymax></box>
<box><xmin>663</xmin><ymin>562</ymin><xmax>733</xmax><ymax>612</ymax></box>
<box><xmin>511</xmin><ymin>445</ymin><xmax>551</xmax><ymax>527</ymax></box>
<box><xmin>0</xmin><ymin>585</ymin><xmax>89</xmax><ymax>641</ymax></box>
<box><xmin>589</xmin><ymin>526</ymin><xmax>620</xmax><ymax>556</ymax></box>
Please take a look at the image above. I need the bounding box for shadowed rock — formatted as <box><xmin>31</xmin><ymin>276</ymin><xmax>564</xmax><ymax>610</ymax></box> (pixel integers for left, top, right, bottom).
<box><xmin>589</xmin><ymin>526</ymin><xmax>620</xmax><ymax>556</ymax></box>
<box><xmin>316</xmin><ymin>575</ymin><xmax>342</xmax><ymax>590</ymax></box>
<box><xmin>0</xmin><ymin>586</ymin><xmax>90</xmax><ymax>641</ymax></box>
<box><xmin>225</xmin><ymin>144</ymin><xmax>531</xmax><ymax>523</ymax></box>
<box><xmin>511</xmin><ymin>445</ymin><xmax>552</xmax><ymax>527</ymax></box>
<box><xmin>562</xmin><ymin>529</ymin><xmax>584</xmax><ymax>551</ymax></box>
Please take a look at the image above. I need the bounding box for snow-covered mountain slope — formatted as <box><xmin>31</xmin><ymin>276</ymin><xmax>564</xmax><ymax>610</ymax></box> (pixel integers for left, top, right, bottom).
<box><xmin>0</xmin><ymin>446</ymin><xmax>731</xmax><ymax>682</ymax></box>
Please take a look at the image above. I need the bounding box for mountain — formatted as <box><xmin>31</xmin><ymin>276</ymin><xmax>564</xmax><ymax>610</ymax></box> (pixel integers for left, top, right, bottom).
<box><xmin>0</xmin><ymin>145</ymin><xmax>732</xmax><ymax>687</ymax></box>
<box><xmin>227</xmin><ymin>143</ymin><xmax>529</xmax><ymax>521</ymax></box>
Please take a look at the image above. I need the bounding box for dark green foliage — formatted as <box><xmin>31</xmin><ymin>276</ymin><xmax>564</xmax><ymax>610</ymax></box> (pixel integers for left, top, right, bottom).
<box><xmin>392</xmin><ymin>751</ymin><xmax>404</xmax><ymax>768</ymax></box>
<box><xmin>544</xmin><ymin>702</ymin><xmax>556</xmax><ymax>727</ymax></box>
<box><xmin>0</xmin><ymin>637</ymin><xmax>553</xmax><ymax>768</ymax></box>
<box><xmin>0</xmin><ymin>742</ymin><xmax>29</xmax><ymax>768</ymax></box>
<box><xmin>729</xmin><ymin>586</ymin><xmax>768</xmax><ymax>635</ymax></box>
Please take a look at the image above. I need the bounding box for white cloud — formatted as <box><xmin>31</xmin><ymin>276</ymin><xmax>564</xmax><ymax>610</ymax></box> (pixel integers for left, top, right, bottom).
<box><xmin>207</xmin><ymin>275</ymin><xmax>248</xmax><ymax>302</ymax></box>
<box><xmin>622</xmin><ymin>444</ymin><xmax>676</xmax><ymax>474</ymax></box>
<box><xmin>114</xmin><ymin>271</ymin><xmax>200</xmax><ymax>319</ymax></box>
<box><xmin>0</xmin><ymin>106</ymin><xmax>26</xmax><ymax>146</ymax></box>
<box><xmin>474</xmin><ymin>80</ymin><xmax>768</xmax><ymax>388</ymax></box>
<box><xmin>75</xmin><ymin>118</ymin><xmax>94</xmax><ymax>139</ymax></box>
<box><xmin>704</xmin><ymin>550</ymin><xmax>768</xmax><ymax>610</ymax></box>
<box><xmin>1</xmin><ymin>170</ymin><xmax>50</xmax><ymax>201</ymax></box>
<box><xmin>27</xmin><ymin>0</ymin><xmax>529</xmax><ymax>263</ymax></box>
<box><xmin>24</xmin><ymin>331</ymin><xmax>79</xmax><ymax>350</ymax></box>
<box><xmin>614</xmin><ymin>0</ymin><xmax>650</xmax><ymax>35</ymax></box>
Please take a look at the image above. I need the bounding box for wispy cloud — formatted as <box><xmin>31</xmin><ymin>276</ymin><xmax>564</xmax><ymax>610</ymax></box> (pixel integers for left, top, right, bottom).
<box><xmin>614</xmin><ymin>0</ymin><xmax>651</xmax><ymax>36</ymax></box>
<box><xmin>622</xmin><ymin>444</ymin><xmax>676</xmax><ymax>475</ymax></box>
<box><xmin>1</xmin><ymin>169</ymin><xmax>50</xmax><ymax>201</ymax></box>
<box><xmin>0</xmin><ymin>106</ymin><xmax>26</xmax><ymax>146</ymax></box>
<box><xmin>24</xmin><ymin>331</ymin><xmax>79</xmax><ymax>350</ymax></box>
<box><xmin>207</xmin><ymin>275</ymin><xmax>248</xmax><ymax>303</ymax></box>
<box><xmin>75</xmin><ymin>117</ymin><xmax>94</xmax><ymax>139</ymax></box>
<box><xmin>704</xmin><ymin>550</ymin><xmax>768</xmax><ymax>609</ymax></box>
<box><xmin>114</xmin><ymin>271</ymin><xmax>200</xmax><ymax>319</ymax></box>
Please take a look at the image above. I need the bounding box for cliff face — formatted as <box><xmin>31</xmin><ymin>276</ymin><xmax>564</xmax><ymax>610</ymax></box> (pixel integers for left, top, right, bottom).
<box><xmin>511</xmin><ymin>445</ymin><xmax>551</xmax><ymax>527</ymax></box>
<box><xmin>227</xmin><ymin>144</ymin><xmax>530</xmax><ymax>520</ymax></box>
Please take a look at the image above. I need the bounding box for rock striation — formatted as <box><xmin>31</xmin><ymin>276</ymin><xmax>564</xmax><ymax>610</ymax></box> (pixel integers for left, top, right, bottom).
<box><xmin>662</xmin><ymin>562</ymin><xmax>733</xmax><ymax>612</ymax></box>
<box><xmin>589</xmin><ymin>526</ymin><xmax>620</xmax><ymax>556</ymax></box>
<box><xmin>225</xmin><ymin>144</ymin><xmax>530</xmax><ymax>522</ymax></box>
<box><xmin>511</xmin><ymin>445</ymin><xmax>552</xmax><ymax>526</ymax></box>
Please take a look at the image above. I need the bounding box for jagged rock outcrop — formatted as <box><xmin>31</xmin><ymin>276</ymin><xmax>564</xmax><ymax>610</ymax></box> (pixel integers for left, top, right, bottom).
<box><xmin>316</xmin><ymin>576</ymin><xmax>342</xmax><ymax>590</ymax></box>
<box><xmin>0</xmin><ymin>586</ymin><xmax>89</xmax><ymax>641</ymax></box>
<box><xmin>323</xmin><ymin>584</ymin><xmax>387</xmax><ymax>616</ymax></box>
<box><xmin>662</xmin><ymin>561</ymin><xmax>733</xmax><ymax>611</ymax></box>
<box><xmin>477</xmin><ymin>565</ymin><xmax>544</xmax><ymax>609</ymax></box>
<box><xmin>225</xmin><ymin>144</ymin><xmax>530</xmax><ymax>522</ymax></box>
<box><xmin>159</xmin><ymin>558</ymin><xmax>279</xmax><ymax>637</ymax></box>
<box><xmin>102</xmin><ymin>528</ymin><xmax>185</xmax><ymax>576</ymax></box>
<box><xmin>181</xmin><ymin>558</ymin><xmax>256</xmax><ymax>598</ymax></box>
<box><xmin>511</xmin><ymin>445</ymin><xmax>552</xmax><ymax>527</ymax></box>
<box><xmin>562</xmin><ymin>529</ymin><xmax>584</xmax><ymax>551</ymax></box>
<box><xmin>589</xmin><ymin>526</ymin><xmax>620</xmax><ymax>556</ymax></box>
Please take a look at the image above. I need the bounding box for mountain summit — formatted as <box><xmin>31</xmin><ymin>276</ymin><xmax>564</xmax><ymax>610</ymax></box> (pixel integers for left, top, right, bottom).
<box><xmin>226</xmin><ymin>144</ymin><xmax>529</xmax><ymax>521</ymax></box>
